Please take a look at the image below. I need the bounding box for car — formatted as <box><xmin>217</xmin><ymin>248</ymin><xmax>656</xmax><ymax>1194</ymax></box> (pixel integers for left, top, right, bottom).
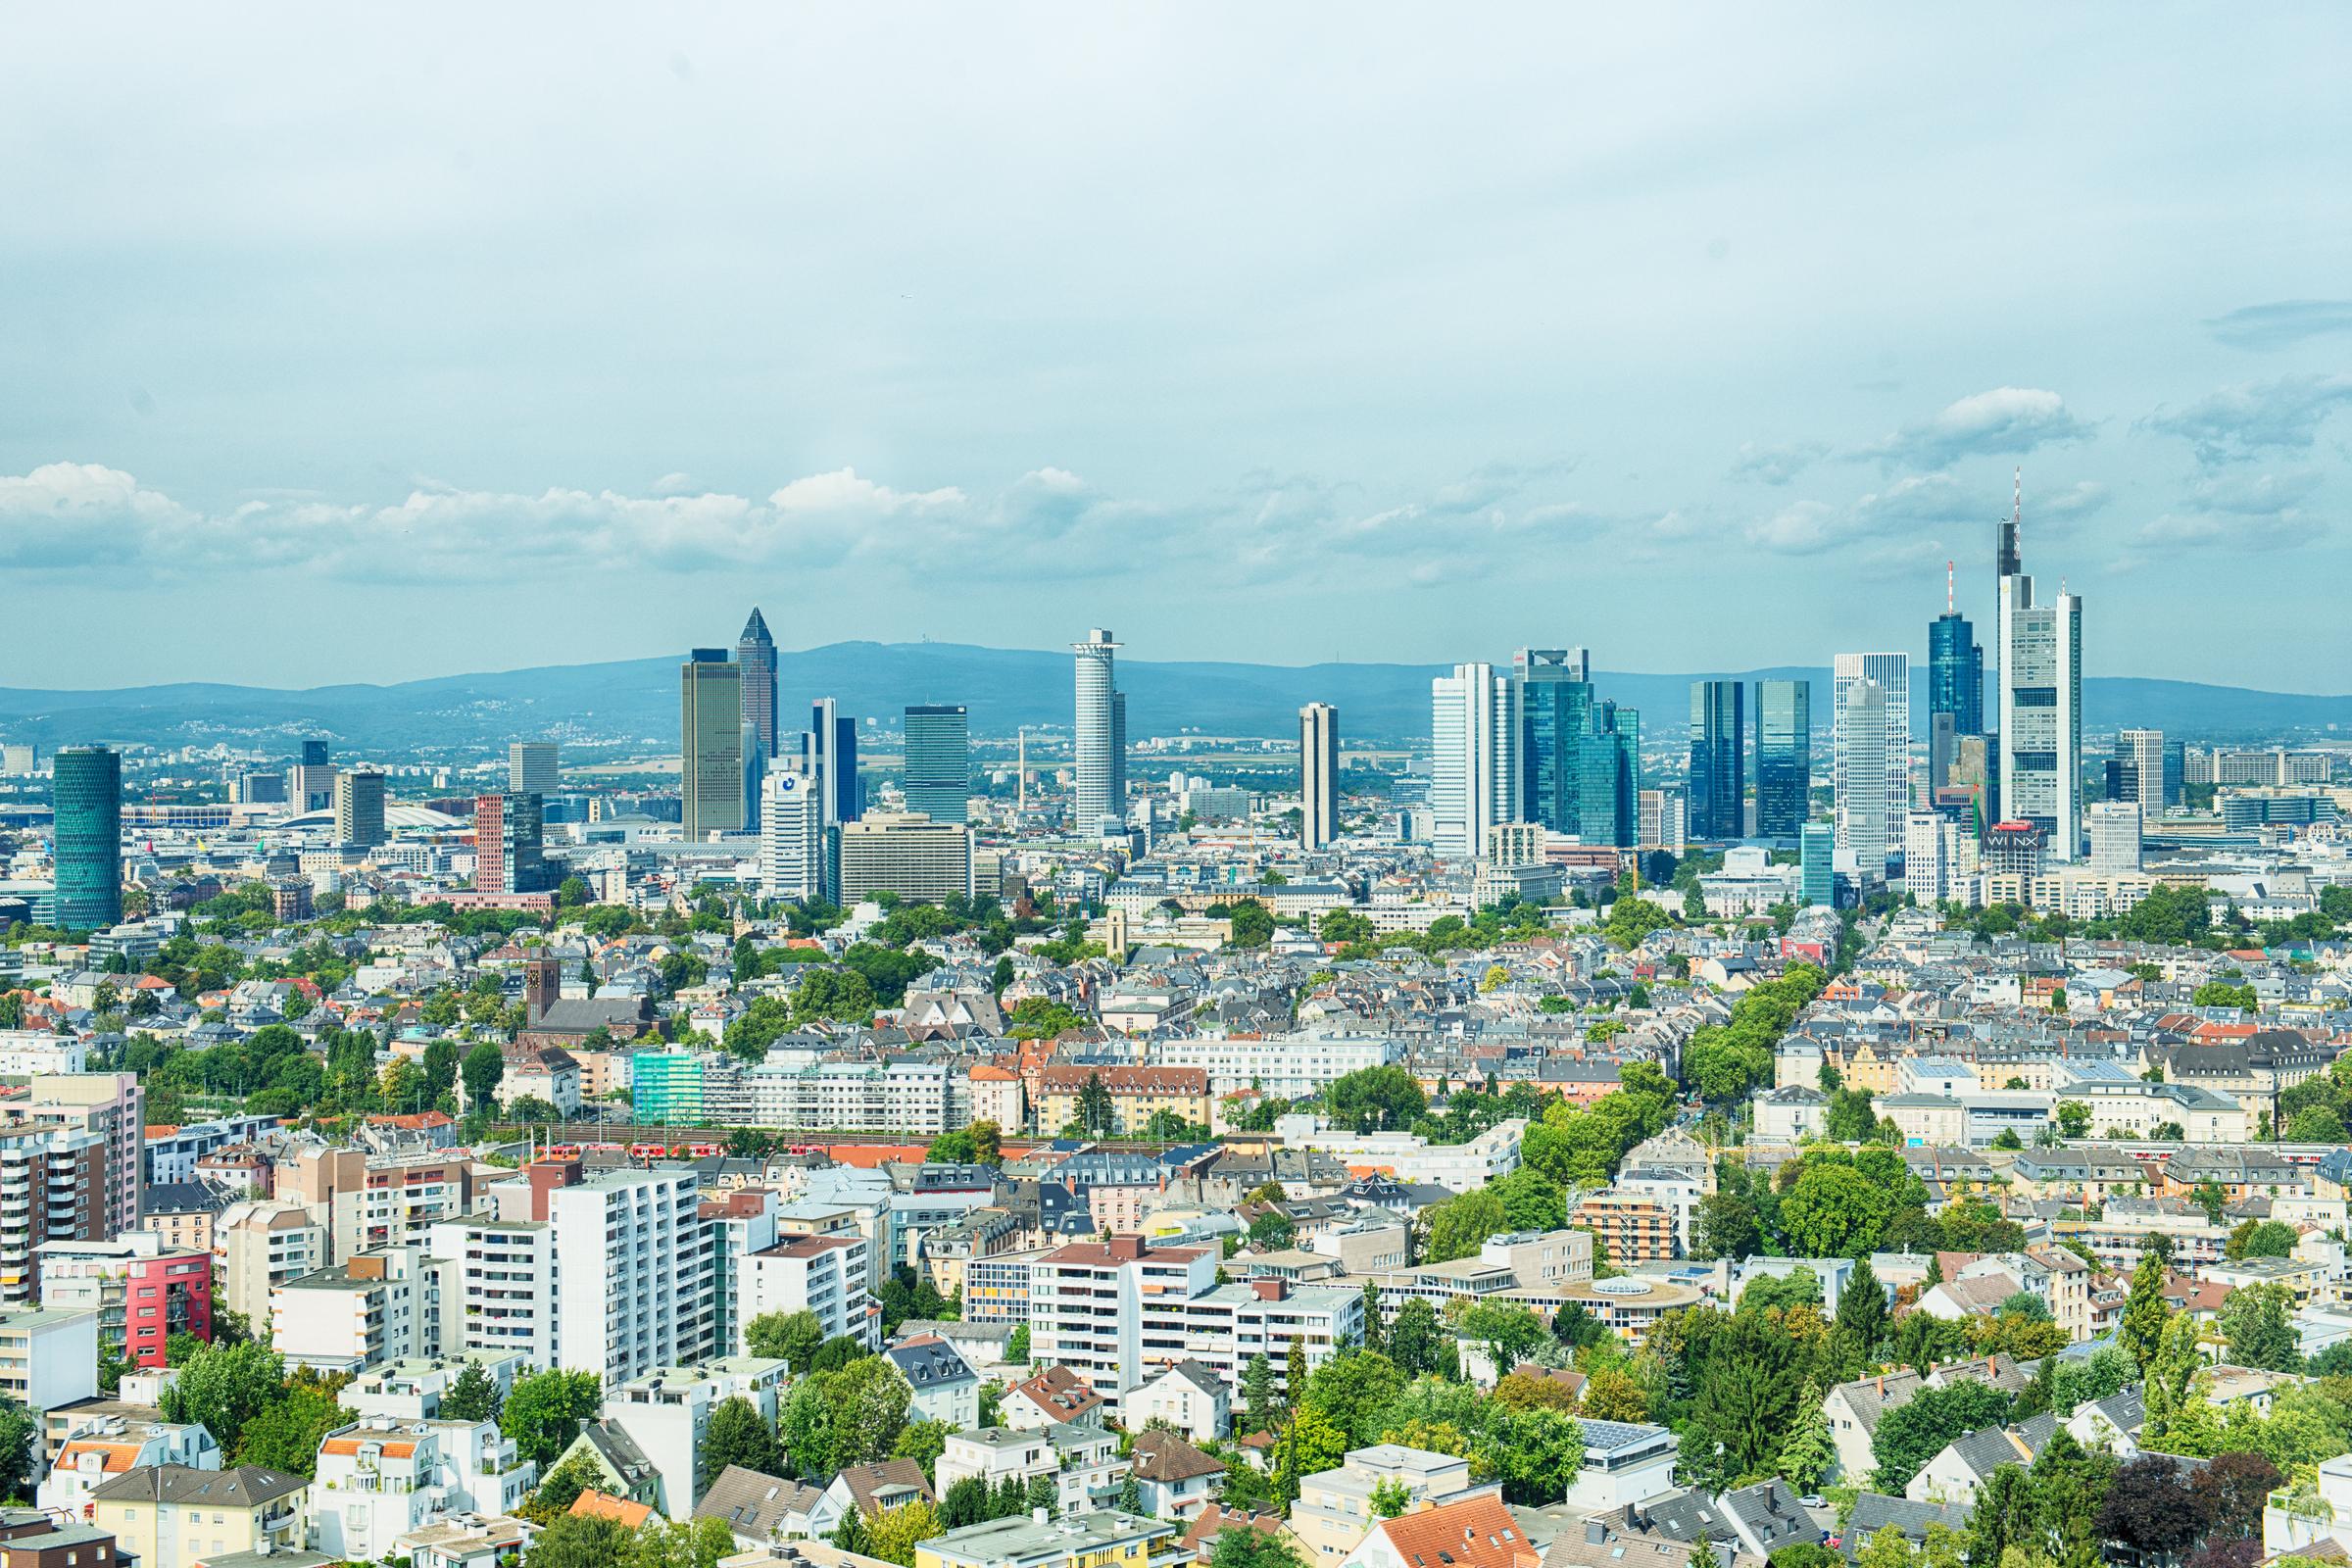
<box><xmin>1801</xmin><ymin>1496</ymin><xmax>1826</xmax><ymax>1509</ymax></box>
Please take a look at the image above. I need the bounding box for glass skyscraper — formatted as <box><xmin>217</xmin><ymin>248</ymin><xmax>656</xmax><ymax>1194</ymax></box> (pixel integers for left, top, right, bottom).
<box><xmin>52</xmin><ymin>746</ymin><xmax>122</xmax><ymax>930</ymax></box>
<box><xmin>1576</xmin><ymin>701</ymin><xmax>1641</xmax><ymax>848</ymax></box>
<box><xmin>737</xmin><ymin>607</ymin><xmax>779</xmax><ymax>760</ymax></box>
<box><xmin>1929</xmin><ymin>611</ymin><xmax>1983</xmax><ymax>737</ymax></box>
<box><xmin>1514</xmin><ymin>647</ymin><xmax>1592</xmax><ymax>835</ymax></box>
<box><xmin>680</xmin><ymin>649</ymin><xmax>746</xmax><ymax>838</ymax></box>
<box><xmin>1799</xmin><ymin>821</ymin><xmax>1835</xmax><ymax>906</ymax></box>
<box><xmin>904</xmin><ymin>705</ymin><xmax>971</xmax><ymax>825</ymax></box>
<box><xmin>1754</xmin><ymin>678</ymin><xmax>1810</xmax><ymax>839</ymax></box>
<box><xmin>1687</xmin><ymin>680</ymin><xmax>1744</xmax><ymax>841</ymax></box>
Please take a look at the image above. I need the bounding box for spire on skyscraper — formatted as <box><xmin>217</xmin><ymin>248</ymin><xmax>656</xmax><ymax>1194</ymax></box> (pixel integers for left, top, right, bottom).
<box><xmin>742</xmin><ymin>606</ymin><xmax>772</xmax><ymax>644</ymax></box>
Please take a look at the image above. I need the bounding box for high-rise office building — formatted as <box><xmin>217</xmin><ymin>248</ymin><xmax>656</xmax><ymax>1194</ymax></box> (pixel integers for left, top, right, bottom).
<box><xmin>1577</xmin><ymin>701</ymin><xmax>1641</xmax><ymax>849</ymax></box>
<box><xmin>288</xmin><ymin>738</ymin><xmax>336</xmax><ymax>813</ymax></box>
<box><xmin>737</xmin><ymin>608</ymin><xmax>779</xmax><ymax>760</ymax></box>
<box><xmin>2088</xmin><ymin>801</ymin><xmax>2143</xmax><ymax>875</ymax></box>
<box><xmin>904</xmin><ymin>706</ymin><xmax>971</xmax><ymax>825</ymax></box>
<box><xmin>1072</xmin><ymin>629</ymin><xmax>1124</xmax><ymax>832</ymax></box>
<box><xmin>1995</xmin><ymin>478</ymin><xmax>2085</xmax><ymax>861</ymax></box>
<box><xmin>1903</xmin><ymin>812</ymin><xmax>1962</xmax><ymax>905</ymax></box>
<box><xmin>681</xmin><ymin>650</ymin><xmax>746</xmax><ymax>838</ymax></box>
<box><xmin>1753</xmin><ymin>678</ymin><xmax>1810</xmax><ymax>839</ymax></box>
<box><xmin>2112</xmin><ymin>729</ymin><xmax>2165</xmax><ymax>816</ymax></box>
<box><xmin>1431</xmin><ymin>664</ymin><xmax>1516</xmax><ymax>858</ymax></box>
<box><xmin>741</xmin><ymin>722</ymin><xmax>767</xmax><ymax>835</ymax></box>
<box><xmin>838</xmin><ymin>811</ymin><xmax>974</xmax><ymax>906</ymax></box>
<box><xmin>51</xmin><ymin>747</ymin><xmax>122</xmax><ymax>931</ymax></box>
<box><xmin>1929</xmin><ymin>592</ymin><xmax>1984</xmax><ymax>737</ymax></box>
<box><xmin>474</xmin><ymin>792</ymin><xmax>549</xmax><ymax>894</ymax></box>
<box><xmin>1834</xmin><ymin>678</ymin><xmax>1890</xmax><ymax>878</ymax></box>
<box><xmin>334</xmin><ymin>767</ymin><xmax>387</xmax><ymax>848</ymax></box>
<box><xmin>760</xmin><ymin>768</ymin><xmax>832</xmax><ymax>904</ymax></box>
<box><xmin>1833</xmin><ymin>653</ymin><xmax>1910</xmax><ymax>850</ymax></box>
<box><xmin>1516</xmin><ymin>648</ymin><xmax>1592</xmax><ymax>835</ymax></box>
<box><xmin>1298</xmin><ymin>704</ymin><xmax>1340</xmax><ymax>851</ymax></box>
<box><xmin>1687</xmin><ymin>680</ymin><xmax>1744</xmax><ymax>841</ymax></box>
<box><xmin>1638</xmin><ymin>787</ymin><xmax>1688</xmax><ymax>854</ymax></box>
<box><xmin>509</xmin><ymin>742</ymin><xmax>561</xmax><ymax>796</ymax></box>
<box><xmin>2162</xmin><ymin>739</ymin><xmax>2184</xmax><ymax>808</ymax></box>
<box><xmin>807</xmin><ymin>699</ymin><xmax>859</xmax><ymax>828</ymax></box>
<box><xmin>1799</xmin><ymin>822</ymin><xmax>1835</xmax><ymax>907</ymax></box>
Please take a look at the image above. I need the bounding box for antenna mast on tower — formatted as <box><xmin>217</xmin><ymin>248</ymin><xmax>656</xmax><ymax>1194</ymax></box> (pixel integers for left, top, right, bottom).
<box><xmin>1945</xmin><ymin>560</ymin><xmax>1955</xmax><ymax>614</ymax></box>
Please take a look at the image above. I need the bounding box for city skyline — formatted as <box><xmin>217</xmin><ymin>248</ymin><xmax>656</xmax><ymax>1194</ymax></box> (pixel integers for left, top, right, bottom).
<box><xmin>3</xmin><ymin>8</ymin><xmax>2348</xmax><ymax>690</ymax></box>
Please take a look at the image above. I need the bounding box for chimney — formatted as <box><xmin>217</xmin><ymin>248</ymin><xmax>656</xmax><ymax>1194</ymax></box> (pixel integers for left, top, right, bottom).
<box><xmin>1251</xmin><ymin>1277</ymin><xmax>1288</xmax><ymax>1301</ymax></box>
<box><xmin>1108</xmin><ymin>1235</ymin><xmax>1144</xmax><ymax>1261</ymax></box>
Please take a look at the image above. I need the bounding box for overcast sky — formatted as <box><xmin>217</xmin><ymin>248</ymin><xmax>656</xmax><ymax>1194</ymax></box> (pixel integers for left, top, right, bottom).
<box><xmin>4</xmin><ymin>5</ymin><xmax>2348</xmax><ymax>691</ymax></box>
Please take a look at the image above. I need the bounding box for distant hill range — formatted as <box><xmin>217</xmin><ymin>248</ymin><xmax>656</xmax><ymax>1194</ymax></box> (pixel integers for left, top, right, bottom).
<box><xmin>1</xmin><ymin>641</ymin><xmax>2345</xmax><ymax>752</ymax></box>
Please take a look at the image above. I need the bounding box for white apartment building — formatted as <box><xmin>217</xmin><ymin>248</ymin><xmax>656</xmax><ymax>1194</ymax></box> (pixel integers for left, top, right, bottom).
<box><xmin>524</xmin><ymin>1166</ymin><xmax>716</xmax><ymax>1383</ymax></box>
<box><xmin>1184</xmin><ymin>1278</ymin><xmax>1365</xmax><ymax>1397</ymax></box>
<box><xmin>271</xmin><ymin>1246</ymin><xmax>459</xmax><ymax>1374</ymax></box>
<box><xmin>0</xmin><ymin>1035</ymin><xmax>88</xmax><ymax>1076</ymax></box>
<box><xmin>0</xmin><ymin>1306</ymin><xmax>101</xmax><ymax>1412</ymax></box>
<box><xmin>1903</xmin><ymin>813</ymin><xmax>1964</xmax><ymax>905</ymax></box>
<box><xmin>1269</xmin><ymin>1116</ymin><xmax>1524</xmax><ymax>1195</ymax></box>
<box><xmin>424</xmin><ymin>1215</ymin><xmax>559</xmax><ymax>1371</ymax></box>
<box><xmin>309</xmin><ymin>1416</ymin><xmax>532</xmax><ymax>1562</ymax></box>
<box><xmin>738</xmin><ymin>1234</ymin><xmax>877</xmax><ymax>1352</ymax></box>
<box><xmin>1030</xmin><ymin>1236</ymin><xmax>1220</xmax><ymax>1396</ymax></box>
<box><xmin>40</xmin><ymin>1417</ymin><xmax>220</xmax><ymax>1514</ymax></box>
<box><xmin>602</xmin><ymin>1357</ymin><xmax>789</xmax><ymax>1520</ymax></box>
<box><xmin>935</xmin><ymin>1421</ymin><xmax>1122</xmax><ymax>1518</ymax></box>
<box><xmin>744</xmin><ymin>1059</ymin><xmax>960</xmax><ymax>1137</ymax></box>
<box><xmin>216</xmin><ymin>1199</ymin><xmax>330</xmax><ymax>1325</ymax></box>
<box><xmin>1147</xmin><ymin>1036</ymin><xmax>1397</xmax><ymax>1100</ymax></box>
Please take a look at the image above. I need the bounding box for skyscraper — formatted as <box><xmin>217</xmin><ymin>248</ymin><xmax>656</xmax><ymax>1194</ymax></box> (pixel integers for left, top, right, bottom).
<box><xmin>1753</xmin><ymin>678</ymin><xmax>1811</xmax><ymax>839</ymax></box>
<box><xmin>1996</xmin><ymin>477</ymin><xmax>2085</xmax><ymax>860</ymax></box>
<box><xmin>2088</xmin><ymin>801</ymin><xmax>2142</xmax><ymax>875</ymax></box>
<box><xmin>741</xmin><ymin>721</ymin><xmax>767</xmax><ymax>835</ymax></box>
<box><xmin>51</xmin><ymin>746</ymin><xmax>122</xmax><ymax>931</ymax></box>
<box><xmin>904</xmin><ymin>705</ymin><xmax>971</xmax><ymax>825</ymax></box>
<box><xmin>680</xmin><ymin>650</ymin><xmax>746</xmax><ymax>838</ymax></box>
<box><xmin>808</xmin><ymin>698</ymin><xmax>860</xmax><ymax>828</ymax></box>
<box><xmin>1686</xmin><ymin>680</ymin><xmax>1744</xmax><ymax>841</ymax></box>
<box><xmin>2113</xmin><ymin>729</ymin><xmax>2165</xmax><ymax>816</ymax></box>
<box><xmin>1431</xmin><ymin>663</ymin><xmax>1516</xmax><ymax>858</ymax></box>
<box><xmin>509</xmin><ymin>741</ymin><xmax>561</xmax><ymax>796</ymax></box>
<box><xmin>333</xmin><ymin>767</ymin><xmax>387</xmax><ymax>848</ymax></box>
<box><xmin>1298</xmin><ymin>703</ymin><xmax>1340</xmax><ymax>851</ymax></box>
<box><xmin>737</xmin><ymin>608</ymin><xmax>779</xmax><ymax>760</ymax></box>
<box><xmin>1799</xmin><ymin>822</ymin><xmax>1835</xmax><ymax>907</ymax></box>
<box><xmin>760</xmin><ymin>768</ymin><xmax>832</xmax><ymax>903</ymax></box>
<box><xmin>475</xmin><ymin>791</ymin><xmax>549</xmax><ymax>893</ymax></box>
<box><xmin>1833</xmin><ymin>652</ymin><xmax>1910</xmax><ymax>850</ymax></box>
<box><xmin>288</xmin><ymin>738</ymin><xmax>336</xmax><ymax>812</ymax></box>
<box><xmin>1072</xmin><ymin>628</ymin><xmax>1123</xmax><ymax>831</ymax></box>
<box><xmin>1834</xmin><ymin>677</ymin><xmax>1890</xmax><ymax>878</ymax></box>
<box><xmin>1515</xmin><ymin>648</ymin><xmax>1592</xmax><ymax>835</ymax></box>
<box><xmin>1929</xmin><ymin>595</ymin><xmax>1984</xmax><ymax>736</ymax></box>
<box><xmin>1576</xmin><ymin>701</ymin><xmax>1640</xmax><ymax>848</ymax></box>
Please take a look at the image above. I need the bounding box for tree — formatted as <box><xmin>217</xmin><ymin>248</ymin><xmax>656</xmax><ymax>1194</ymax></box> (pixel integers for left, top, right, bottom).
<box><xmin>1781</xmin><ymin>1161</ymin><xmax>1893</xmax><ymax>1258</ymax></box>
<box><xmin>159</xmin><ymin>1341</ymin><xmax>286</xmax><ymax>1443</ymax></box>
<box><xmin>2055</xmin><ymin>1101</ymin><xmax>2090</xmax><ymax>1138</ymax></box>
<box><xmin>1489</xmin><ymin>1406</ymin><xmax>1584</xmax><ymax>1504</ymax></box>
<box><xmin>1369</xmin><ymin>1477</ymin><xmax>1414</xmax><ymax>1518</ymax></box>
<box><xmin>1249</xmin><ymin>1210</ymin><xmax>1298</xmax><ymax>1250</ymax></box>
<box><xmin>1299</xmin><ymin>1351</ymin><xmax>1406</xmax><ymax>1447</ymax></box>
<box><xmin>2219</xmin><ymin>1283</ymin><xmax>2301</xmax><ymax>1372</ymax></box>
<box><xmin>462</xmin><ymin>1041</ymin><xmax>506</xmax><ymax>1108</ymax></box>
<box><xmin>235</xmin><ymin>1385</ymin><xmax>346</xmax><ymax>1476</ymax></box>
<box><xmin>1826</xmin><ymin>1089</ymin><xmax>1880</xmax><ymax>1143</ymax></box>
<box><xmin>1777</xmin><ymin>1387</ymin><xmax>1836</xmax><ymax>1494</ymax></box>
<box><xmin>780</xmin><ymin>1357</ymin><xmax>911</xmax><ymax>1477</ymax></box>
<box><xmin>1421</xmin><ymin>1190</ymin><xmax>1507</xmax><ymax>1264</ymax></box>
<box><xmin>1966</xmin><ymin>1462</ymin><xmax>2037</xmax><ymax>1567</ymax></box>
<box><xmin>866</xmin><ymin>1500</ymin><xmax>946</xmax><ymax>1568</ymax></box>
<box><xmin>893</xmin><ymin>1419</ymin><xmax>952</xmax><ymax>1481</ymax></box>
<box><xmin>1386</xmin><ymin>1298</ymin><xmax>1446</xmax><ymax>1378</ymax></box>
<box><xmin>1696</xmin><ymin>1190</ymin><xmax>1765</xmax><ymax>1262</ymax></box>
<box><xmin>2192</xmin><ymin>1451</ymin><xmax>2283</xmax><ymax>1541</ymax></box>
<box><xmin>1242</xmin><ymin>1352</ymin><xmax>1281</xmax><ymax>1432</ymax></box>
<box><xmin>0</xmin><ymin>1396</ymin><xmax>33</xmax><ymax>1504</ymax></box>
<box><xmin>1223</xmin><ymin>900</ymin><xmax>1277</xmax><ymax>950</ymax></box>
<box><xmin>443</xmin><ymin>1359</ymin><xmax>504</xmax><ymax>1424</ymax></box>
<box><xmin>2123</xmin><ymin>1246</ymin><xmax>2170</xmax><ymax>1373</ymax></box>
<box><xmin>521</xmin><ymin>1513</ymin><xmax>641</xmax><ymax>1568</ymax></box>
<box><xmin>1072</xmin><ymin>1072</ymin><xmax>1115</xmax><ymax>1137</ymax></box>
<box><xmin>1578</xmin><ymin>1366</ymin><xmax>1649</xmax><ymax>1423</ymax></box>
<box><xmin>747</xmin><ymin>1309</ymin><xmax>826</xmax><ymax>1372</ymax></box>
<box><xmin>1007</xmin><ymin>1325</ymin><xmax>1031</xmax><ymax>1365</ymax></box>
<box><xmin>2100</xmin><ymin>1453</ymin><xmax>2212</xmax><ymax>1565</ymax></box>
<box><xmin>518</xmin><ymin>1451</ymin><xmax>604</xmax><ymax>1525</ymax></box>
<box><xmin>704</xmin><ymin>1396</ymin><xmax>790</xmax><ymax>1485</ymax></box>
<box><xmin>1457</xmin><ymin>1304</ymin><xmax>1545</xmax><ymax>1379</ymax></box>
<box><xmin>502</xmin><ymin>1368</ymin><xmax>603</xmax><ymax>1470</ymax></box>
<box><xmin>634</xmin><ymin>1516</ymin><xmax>742</xmax><ymax>1568</ymax></box>
<box><xmin>1211</xmin><ymin>1525</ymin><xmax>1306</xmax><ymax>1568</ymax></box>
<box><xmin>1271</xmin><ymin>1406</ymin><xmax>1349</xmax><ymax>1502</ymax></box>
<box><xmin>1680</xmin><ymin>1308</ymin><xmax>1806</xmax><ymax>1491</ymax></box>
<box><xmin>1874</xmin><ymin>1382</ymin><xmax>2013</xmax><ymax>1492</ymax></box>
<box><xmin>2226</xmin><ymin>1219</ymin><xmax>2300</xmax><ymax>1261</ymax></box>
<box><xmin>1327</xmin><ymin>1066</ymin><xmax>1426</xmax><ymax>1133</ymax></box>
<box><xmin>1836</xmin><ymin>1257</ymin><xmax>1889</xmax><ymax>1353</ymax></box>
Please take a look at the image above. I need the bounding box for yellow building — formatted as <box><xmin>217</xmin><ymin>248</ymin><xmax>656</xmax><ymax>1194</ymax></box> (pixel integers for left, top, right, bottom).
<box><xmin>90</xmin><ymin>1464</ymin><xmax>309</xmax><ymax>1567</ymax></box>
<box><xmin>917</xmin><ymin>1508</ymin><xmax>1174</xmax><ymax>1568</ymax></box>
<box><xmin>1034</xmin><ymin>1065</ymin><xmax>1210</xmax><ymax>1137</ymax></box>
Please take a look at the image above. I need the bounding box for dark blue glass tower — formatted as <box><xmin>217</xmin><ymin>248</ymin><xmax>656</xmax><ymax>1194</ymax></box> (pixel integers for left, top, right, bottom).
<box><xmin>1687</xmin><ymin>680</ymin><xmax>1744</xmax><ymax>840</ymax></box>
<box><xmin>1930</xmin><ymin>612</ymin><xmax>1983</xmax><ymax>736</ymax></box>
<box><xmin>52</xmin><ymin>746</ymin><xmax>122</xmax><ymax>930</ymax></box>
<box><xmin>1754</xmin><ymin>679</ymin><xmax>1810</xmax><ymax>839</ymax></box>
<box><xmin>1514</xmin><ymin>648</ymin><xmax>1592</xmax><ymax>835</ymax></box>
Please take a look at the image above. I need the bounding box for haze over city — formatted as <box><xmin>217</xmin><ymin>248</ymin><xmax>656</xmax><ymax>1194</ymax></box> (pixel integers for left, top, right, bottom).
<box><xmin>4</xmin><ymin>5</ymin><xmax>2350</xmax><ymax>689</ymax></box>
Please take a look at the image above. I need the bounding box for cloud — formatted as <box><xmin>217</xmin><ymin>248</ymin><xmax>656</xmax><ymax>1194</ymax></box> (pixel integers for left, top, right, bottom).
<box><xmin>1861</xmin><ymin>387</ymin><xmax>2093</xmax><ymax>469</ymax></box>
<box><xmin>1728</xmin><ymin>441</ymin><xmax>1828</xmax><ymax>486</ymax></box>
<box><xmin>2140</xmin><ymin>373</ymin><xmax>2352</xmax><ymax>466</ymax></box>
<box><xmin>2204</xmin><ymin>300</ymin><xmax>2352</xmax><ymax>351</ymax></box>
<box><xmin>2123</xmin><ymin>468</ymin><xmax>2330</xmax><ymax>558</ymax></box>
<box><xmin>2038</xmin><ymin>480</ymin><xmax>2111</xmax><ymax>519</ymax></box>
<box><xmin>2187</xmin><ymin>469</ymin><xmax>2323</xmax><ymax>514</ymax></box>
<box><xmin>0</xmin><ymin>462</ymin><xmax>200</xmax><ymax>566</ymax></box>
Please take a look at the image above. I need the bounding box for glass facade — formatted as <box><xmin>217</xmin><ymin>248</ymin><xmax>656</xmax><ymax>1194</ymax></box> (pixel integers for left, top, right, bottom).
<box><xmin>1515</xmin><ymin>648</ymin><xmax>1592</xmax><ymax>835</ymax></box>
<box><xmin>52</xmin><ymin>746</ymin><xmax>122</xmax><ymax>930</ymax></box>
<box><xmin>904</xmin><ymin>705</ymin><xmax>971</xmax><ymax>826</ymax></box>
<box><xmin>1575</xmin><ymin>701</ymin><xmax>1641</xmax><ymax>848</ymax></box>
<box><xmin>1928</xmin><ymin>612</ymin><xmax>1983</xmax><ymax>736</ymax></box>
<box><xmin>1687</xmin><ymin>680</ymin><xmax>1744</xmax><ymax>840</ymax></box>
<box><xmin>1754</xmin><ymin>679</ymin><xmax>1811</xmax><ymax>839</ymax></box>
<box><xmin>1800</xmin><ymin>821</ymin><xmax>1835</xmax><ymax>906</ymax></box>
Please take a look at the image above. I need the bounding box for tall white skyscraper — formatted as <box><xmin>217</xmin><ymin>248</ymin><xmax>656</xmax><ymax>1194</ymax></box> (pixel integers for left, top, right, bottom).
<box><xmin>1903</xmin><ymin>811</ymin><xmax>1960</xmax><ymax>904</ymax></box>
<box><xmin>1072</xmin><ymin>628</ymin><xmax>1123</xmax><ymax>831</ymax></box>
<box><xmin>1833</xmin><ymin>652</ymin><xmax>1910</xmax><ymax>851</ymax></box>
<box><xmin>1834</xmin><ymin>676</ymin><xmax>1890</xmax><ymax>878</ymax></box>
<box><xmin>1430</xmin><ymin>664</ymin><xmax>1517</xmax><ymax>859</ymax></box>
<box><xmin>1299</xmin><ymin>703</ymin><xmax>1340</xmax><ymax>851</ymax></box>
<box><xmin>760</xmin><ymin>767</ymin><xmax>829</xmax><ymax>902</ymax></box>
<box><xmin>1996</xmin><ymin>479</ymin><xmax>2085</xmax><ymax>861</ymax></box>
<box><xmin>2088</xmin><ymin>801</ymin><xmax>2142</xmax><ymax>875</ymax></box>
<box><xmin>2115</xmin><ymin>729</ymin><xmax>2165</xmax><ymax>816</ymax></box>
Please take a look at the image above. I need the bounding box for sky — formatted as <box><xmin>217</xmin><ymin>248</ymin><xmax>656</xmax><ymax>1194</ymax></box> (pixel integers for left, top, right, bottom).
<box><xmin>3</xmin><ymin>5</ymin><xmax>2349</xmax><ymax>692</ymax></box>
